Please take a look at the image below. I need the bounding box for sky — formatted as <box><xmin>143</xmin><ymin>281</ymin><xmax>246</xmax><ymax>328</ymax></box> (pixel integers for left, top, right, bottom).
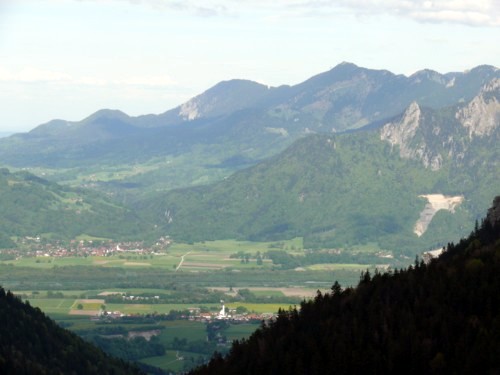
<box><xmin>0</xmin><ymin>0</ymin><xmax>499</xmax><ymax>132</ymax></box>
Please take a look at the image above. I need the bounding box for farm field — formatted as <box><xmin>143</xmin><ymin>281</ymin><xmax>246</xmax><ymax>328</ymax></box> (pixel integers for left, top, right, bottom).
<box><xmin>24</xmin><ymin>294</ymin><xmax>294</xmax><ymax>317</ymax></box>
<box><xmin>1</xmin><ymin>237</ymin><xmax>382</xmax><ymax>373</ymax></box>
<box><xmin>3</xmin><ymin>237</ymin><xmax>306</xmax><ymax>270</ymax></box>
<box><xmin>2</xmin><ymin>237</ymin><xmax>383</xmax><ymax>278</ymax></box>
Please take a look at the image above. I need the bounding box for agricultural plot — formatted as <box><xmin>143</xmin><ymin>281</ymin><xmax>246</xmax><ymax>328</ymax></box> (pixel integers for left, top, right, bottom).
<box><xmin>210</xmin><ymin>287</ymin><xmax>326</xmax><ymax>298</ymax></box>
<box><xmin>27</xmin><ymin>298</ymin><xmax>75</xmax><ymax>314</ymax></box>
<box><xmin>305</xmin><ymin>263</ymin><xmax>373</xmax><ymax>271</ymax></box>
<box><xmin>104</xmin><ymin>303</ymin><xmax>220</xmax><ymax>315</ymax></box>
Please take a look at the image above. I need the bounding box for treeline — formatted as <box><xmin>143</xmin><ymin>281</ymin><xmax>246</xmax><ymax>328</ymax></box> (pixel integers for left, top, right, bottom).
<box><xmin>0</xmin><ymin>287</ymin><xmax>142</xmax><ymax>374</ymax></box>
<box><xmin>0</xmin><ymin>264</ymin><xmax>352</xmax><ymax>290</ymax></box>
<box><xmin>101</xmin><ymin>287</ymin><xmax>300</xmax><ymax>305</ymax></box>
<box><xmin>190</xmin><ymin>198</ymin><xmax>500</xmax><ymax>374</ymax></box>
<box><xmin>265</xmin><ymin>249</ymin><xmax>388</xmax><ymax>269</ymax></box>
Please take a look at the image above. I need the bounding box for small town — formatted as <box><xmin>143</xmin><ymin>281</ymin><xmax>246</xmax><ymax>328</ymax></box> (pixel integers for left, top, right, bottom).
<box><xmin>96</xmin><ymin>300</ymin><xmax>275</xmax><ymax>325</ymax></box>
<box><xmin>0</xmin><ymin>235</ymin><xmax>172</xmax><ymax>260</ymax></box>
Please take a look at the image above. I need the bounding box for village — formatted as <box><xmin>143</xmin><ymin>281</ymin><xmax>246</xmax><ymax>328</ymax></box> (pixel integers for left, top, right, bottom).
<box><xmin>0</xmin><ymin>235</ymin><xmax>172</xmax><ymax>260</ymax></box>
<box><xmin>96</xmin><ymin>299</ymin><xmax>275</xmax><ymax>324</ymax></box>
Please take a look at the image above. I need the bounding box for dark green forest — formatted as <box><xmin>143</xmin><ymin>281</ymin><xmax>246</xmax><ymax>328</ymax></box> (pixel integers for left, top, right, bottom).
<box><xmin>0</xmin><ymin>287</ymin><xmax>142</xmax><ymax>374</ymax></box>
<box><xmin>190</xmin><ymin>197</ymin><xmax>500</xmax><ymax>375</ymax></box>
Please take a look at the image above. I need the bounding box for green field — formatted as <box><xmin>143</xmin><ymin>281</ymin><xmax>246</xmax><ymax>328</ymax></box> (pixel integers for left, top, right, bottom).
<box><xmin>3</xmin><ymin>237</ymin><xmax>306</xmax><ymax>271</ymax></box>
<box><xmin>0</xmin><ymin>237</ymin><xmax>378</xmax><ymax>373</ymax></box>
<box><xmin>27</xmin><ymin>298</ymin><xmax>75</xmax><ymax>314</ymax></box>
<box><xmin>2</xmin><ymin>238</ymin><xmax>384</xmax><ymax>279</ymax></box>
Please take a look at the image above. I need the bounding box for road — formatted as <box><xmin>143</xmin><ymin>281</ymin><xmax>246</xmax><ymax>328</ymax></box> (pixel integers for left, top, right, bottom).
<box><xmin>175</xmin><ymin>251</ymin><xmax>192</xmax><ymax>272</ymax></box>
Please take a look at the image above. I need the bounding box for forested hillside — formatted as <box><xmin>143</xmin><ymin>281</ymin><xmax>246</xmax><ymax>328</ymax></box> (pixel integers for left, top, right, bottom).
<box><xmin>0</xmin><ymin>168</ymin><xmax>154</xmax><ymax>246</ymax></box>
<box><xmin>0</xmin><ymin>287</ymin><xmax>142</xmax><ymax>374</ymax></box>
<box><xmin>140</xmin><ymin>83</ymin><xmax>499</xmax><ymax>254</ymax></box>
<box><xmin>190</xmin><ymin>196</ymin><xmax>500</xmax><ymax>375</ymax></box>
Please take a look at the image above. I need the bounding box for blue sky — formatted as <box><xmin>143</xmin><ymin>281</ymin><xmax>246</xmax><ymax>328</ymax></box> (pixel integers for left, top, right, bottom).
<box><xmin>0</xmin><ymin>0</ymin><xmax>499</xmax><ymax>132</ymax></box>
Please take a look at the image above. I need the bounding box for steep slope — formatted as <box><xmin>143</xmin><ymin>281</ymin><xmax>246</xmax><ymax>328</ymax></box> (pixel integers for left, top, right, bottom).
<box><xmin>139</xmin><ymin>80</ymin><xmax>500</xmax><ymax>255</ymax></box>
<box><xmin>159</xmin><ymin>79</ymin><xmax>272</xmax><ymax>123</ymax></box>
<box><xmin>190</xmin><ymin>196</ymin><xmax>500</xmax><ymax>375</ymax></box>
<box><xmin>0</xmin><ymin>168</ymin><xmax>153</xmax><ymax>245</ymax></box>
<box><xmin>0</xmin><ymin>287</ymin><xmax>142</xmax><ymax>374</ymax></box>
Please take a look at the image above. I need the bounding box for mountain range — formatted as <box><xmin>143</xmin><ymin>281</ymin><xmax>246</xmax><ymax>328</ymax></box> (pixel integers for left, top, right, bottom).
<box><xmin>0</xmin><ymin>63</ymin><xmax>498</xmax><ymax>194</ymax></box>
<box><xmin>137</xmin><ymin>78</ymin><xmax>500</xmax><ymax>256</ymax></box>
<box><xmin>0</xmin><ymin>62</ymin><xmax>498</xmax><ymax>256</ymax></box>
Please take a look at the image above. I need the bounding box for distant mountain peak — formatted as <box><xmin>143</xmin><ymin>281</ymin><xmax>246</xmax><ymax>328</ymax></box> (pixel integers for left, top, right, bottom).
<box><xmin>177</xmin><ymin>79</ymin><xmax>270</xmax><ymax>121</ymax></box>
<box><xmin>467</xmin><ymin>64</ymin><xmax>499</xmax><ymax>74</ymax></box>
<box><xmin>337</xmin><ymin>61</ymin><xmax>359</xmax><ymax>68</ymax></box>
<box><xmin>82</xmin><ymin>109</ymin><xmax>130</xmax><ymax>123</ymax></box>
<box><xmin>410</xmin><ymin>69</ymin><xmax>448</xmax><ymax>85</ymax></box>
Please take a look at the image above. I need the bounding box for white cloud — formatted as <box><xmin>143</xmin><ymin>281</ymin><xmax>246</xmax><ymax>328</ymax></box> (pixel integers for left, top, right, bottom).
<box><xmin>74</xmin><ymin>0</ymin><xmax>500</xmax><ymax>26</ymax></box>
<box><xmin>287</xmin><ymin>0</ymin><xmax>500</xmax><ymax>27</ymax></box>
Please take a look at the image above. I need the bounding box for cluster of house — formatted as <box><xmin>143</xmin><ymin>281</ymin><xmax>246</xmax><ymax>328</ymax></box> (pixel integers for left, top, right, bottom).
<box><xmin>187</xmin><ymin>302</ymin><xmax>275</xmax><ymax>323</ymax></box>
<box><xmin>3</xmin><ymin>236</ymin><xmax>172</xmax><ymax>259</ymax></box>
<box><xmin>91</xmin><ymin>301</ymin><xmax>276</xmax><ymax>324</ymax></box>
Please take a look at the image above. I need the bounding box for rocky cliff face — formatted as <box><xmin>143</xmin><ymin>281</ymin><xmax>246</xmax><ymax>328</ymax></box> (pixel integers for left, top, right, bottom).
<box><xmin>380</xmin><ymin>102</ymin><xmax>443</xmax><ymax>171</ymax></box>
<box><xmin>380</xmin><ymin>78</ymin><xmax>500</xmax><ymax>170</ymax></box>
<box><xmin>456</xmin><ymin>78</ymin><xmax>500</xmax><ymax>138</ymax></box>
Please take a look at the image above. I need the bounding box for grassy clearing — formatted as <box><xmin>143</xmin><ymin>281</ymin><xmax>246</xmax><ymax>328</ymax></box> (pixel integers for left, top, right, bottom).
<box><xmin>71</xmin><ymin>299</ymin><xmax>105</xmax><ymax>311</ymax></box>
<box><xmin>168</xmin><ymin>238</ymin><xmax>303</xmax><ymax>255</ymax></box>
